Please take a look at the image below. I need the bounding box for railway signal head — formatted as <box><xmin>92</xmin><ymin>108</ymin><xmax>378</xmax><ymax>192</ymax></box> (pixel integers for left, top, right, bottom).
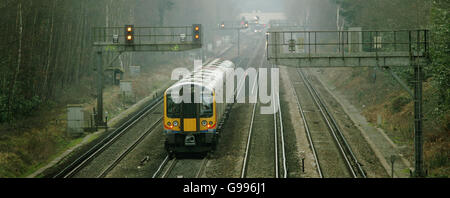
<box><xmin>125</xmin><ymin>25</ymin><xmax>134</xmax><ymax>44</ymax></box>
<box><xmin>220</xmin><ymin>22</ymin><xmax>225</xmax><ymax>29</ymax></box>
<box><xmin>244</xmin><ymin>21</ymin><xmax>249</xmax><ymax>28</ymax></box>
<box><xmin>193</xmin><ymin>24</ymin><xmax>201</xmax><ymax>43</ymax></box>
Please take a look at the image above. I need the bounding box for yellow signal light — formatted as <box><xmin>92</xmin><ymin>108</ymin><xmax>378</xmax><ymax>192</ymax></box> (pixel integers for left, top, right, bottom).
<box><xmin>127</xmin><ymin>27</ymin><xmax>132</xmax><ymax>32</ymax></box>
<box><xmin>127</xmin><ymin>35</ymin><xmax>133</xmax><ymax>41</ymax></box>
<box><xmin>195</xmin><ymin>34</ymin><xmax>199</xmax><ymax>39</ymax></box>
<box><xmin>195</xmin><ymin>26</ymin><xmax>200</xmax><ymax>31</ymax></box>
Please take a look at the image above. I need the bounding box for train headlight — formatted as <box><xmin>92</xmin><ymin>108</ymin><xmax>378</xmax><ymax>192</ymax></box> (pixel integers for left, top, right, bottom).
<box><xmin>173</xmin><ymin>121</ymin><xmax>179</xmax><ymax>127</ymax></box>
<box><xmin>209</xmin><ymin>121</ymin><xmax>213</xmax><ymax>126</ymax></box>
<box><xmin>167</xmin><ymin>122</ymin><xmax>171</xmax><ymax>126</ymax></box>
<box><xmin>201</xmin><ymin>120</ymin><xmax>207</xmax><ymax>126</ymax></box>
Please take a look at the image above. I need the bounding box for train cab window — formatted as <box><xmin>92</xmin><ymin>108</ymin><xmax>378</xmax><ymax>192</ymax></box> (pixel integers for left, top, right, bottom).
<box><xmin>167</xmin><ymin>89</ymin><xmax>213</xmax><ymax>118</ymax></box>
<box><xmin>182</xmin><ymin>102</ymin><xmax>196</xmax><ymax>118</ymax></box>
<box><xmin>166</xmin><ymin>95</ymin><xmax>181</xmax><ymax>118</ymax></box>
<box><xmin>201</xmin><ymin>93</ymin><xmax>213</xmax><ymax>118</ymax></box>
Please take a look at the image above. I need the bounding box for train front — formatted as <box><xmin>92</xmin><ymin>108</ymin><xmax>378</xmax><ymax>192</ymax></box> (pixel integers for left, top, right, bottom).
<box><xmin>163</xmin><ymin>84</ymin><xmax>217</xmax><ymax>155</ymax></box>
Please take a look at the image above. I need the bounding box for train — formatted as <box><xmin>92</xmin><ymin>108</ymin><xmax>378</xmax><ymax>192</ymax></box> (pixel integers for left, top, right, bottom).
<box><xmin>163</xmin><ymin>59</ymin><xmax>235</xmax><ymax>155</ymax></box>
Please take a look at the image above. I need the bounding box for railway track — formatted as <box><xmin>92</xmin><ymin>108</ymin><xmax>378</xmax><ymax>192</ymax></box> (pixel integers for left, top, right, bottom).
<box><xmin>274</xmin><ymin>65</ymin><xmax>288</xmax><ymax>178</ymax></box>
<box><xmin>50</xmin><ymin>44</ymin><xmax>239</xmax><ymax>178</ymax></box>
<box><xmin>290</xmin><ymin>68</ymin><xmax>366</xmax><ymax>178</ymax></box>
<box><xmin>240</xmin><ymin>50</ymin><xmax>287</xmax><ymax>178</ymax></box>
<box><xmin>152</xmin><ymin>39</ymin><xmax>262</xmax><ymax>179</ymax></box>
<box><xmin>288</xmin><ymin>69</ymin><xmax>323</xmax><ymax>177</ymax></box>
<box><xmin>97</xmin><ymin>117</ymin><xmax>162</xmax><ymax>178</ymax></box>
<box><xmin>53</xmin><ymin>97</ymin><xmax>163</xmax><ymax>178</ymax></box>
<box><xmin>150</xmin><ymin>56</ymin><xmax>249</xmax><ymax>179</ymax></box>
<box><xmin>152</xmin><ymin>156</ymin><xmax>208</xmax><ymax>178</ymax></box>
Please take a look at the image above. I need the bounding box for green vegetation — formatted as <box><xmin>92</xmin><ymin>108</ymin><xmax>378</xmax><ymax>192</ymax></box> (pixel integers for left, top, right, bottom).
<box><xmin>428</xmin><ymin>0</ymin><xmax>450</xmax><ymax>116</ymax></box>
<box><xmin>391</xmin><ymin>96</ymin><xmax>411</xmax><ymax>113</ymax></box>
<box><xmin>330</xmin><ymin>0</ymin><xmax>449</xmax><ymax>177</ymax></box>
<box><xmin>287</xmin><ymin>0</ymin><xmax>448</xmax><ymax>177</ymax></box>
<box><xmin>332</xmin><ymin>0</ymin><xmax>431</xmax><ymax>29</ymax></box>
<box><xmin>0</xmin><ymin>0</ymin><xmax>238</xmax><ymax>177</ymax></box>
<box><xmin>0</xmin><ymin>125</ymin><xmax>71</xmax><ymax>177</ymax></box>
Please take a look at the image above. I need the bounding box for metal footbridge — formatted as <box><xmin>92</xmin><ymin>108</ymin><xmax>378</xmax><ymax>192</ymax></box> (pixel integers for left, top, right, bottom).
<box><xmin>266</xmin><ymin>27</ymin><xmax>430</xmax><ymax>177</ymax></box>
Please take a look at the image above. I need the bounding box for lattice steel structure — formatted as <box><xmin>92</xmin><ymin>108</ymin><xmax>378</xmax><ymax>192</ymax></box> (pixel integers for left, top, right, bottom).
<box><xmin>267</xmin><ymin>30</ymin><xmax>428</xmax><ymax>67</ymax></box>
<box><xmin>92</xmin><ymin>25</ymin><xmax>202</xmax><ymax>52</ymax></box>
<box><xmin>92</xmin><ymin>25</ymin><xmax>202</xmax><ymax>127</ymax></box>
<box><xmin>267</xmin><ymin>29</ymin><xmax>430</xmax><ymax>177</ymax></box>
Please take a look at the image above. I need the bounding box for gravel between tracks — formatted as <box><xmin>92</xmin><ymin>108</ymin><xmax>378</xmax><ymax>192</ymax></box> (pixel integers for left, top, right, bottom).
<box><xmin>288</xmin><ymin>67</ymin><xmax>351</xmax><ymax>178</ymax></box>
<box><xmin>304</xmin><ymin>69</ymin><xmax>389</xmax><ymax>177</ymax></box>
<box><xmin>203</xmin><ymin>38</ymin><xmax>263</xmax><ymax>178</ymax></box>
<box><xmin>72</xmin><ymin>103</ymin><xmax>164</xmax><ymax>178</ymax></box>
<box><xmin>279</xmin><ymin>66</ymin><xmax>319</xmax><ymax>178</ymax></box>
<box><xmin>97</xmin><ymin>36</ymin><xmax>253</xmax><ymax>178</ymax></box>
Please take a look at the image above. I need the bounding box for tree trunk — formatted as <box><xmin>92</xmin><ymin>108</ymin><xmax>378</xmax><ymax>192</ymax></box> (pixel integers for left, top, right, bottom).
<box><xmin>8</xmin><ymin>0</ymin><xmax>23</xmax><ymax>121</ymax></box>
<box><xmin>43</xmin><ymin>0</ymin><xmax>57</xmax><ymax>100</ymax></box>
<box><xmin>336</xmin><ymin>4</ymin><xmax>341</xmax><ymax>30</ymax></box>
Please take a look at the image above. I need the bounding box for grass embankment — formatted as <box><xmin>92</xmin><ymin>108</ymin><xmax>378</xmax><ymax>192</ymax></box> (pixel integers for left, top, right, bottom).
<box><xmin>318</xmin><ymin>67</ymin><xmax>449</xmax><ymax>177</ymax></box>
<box><xmin>0</xmin><ymin>55</ymin><xmax>190</xmax><ymax>177</ymax></box>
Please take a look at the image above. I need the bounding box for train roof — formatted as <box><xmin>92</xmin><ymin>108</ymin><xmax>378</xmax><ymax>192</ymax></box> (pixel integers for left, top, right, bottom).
<box><xmin>166</xmin><ymin>59</ymin><xmax>235</xmax><ymax>93</ymax></box>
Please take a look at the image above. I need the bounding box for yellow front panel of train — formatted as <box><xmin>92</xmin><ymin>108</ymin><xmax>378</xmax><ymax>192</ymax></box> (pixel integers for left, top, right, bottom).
<box><xmin>183</xmin><ymin>118</ymin><xmax>197</xmax><ymax>132</ymax></box>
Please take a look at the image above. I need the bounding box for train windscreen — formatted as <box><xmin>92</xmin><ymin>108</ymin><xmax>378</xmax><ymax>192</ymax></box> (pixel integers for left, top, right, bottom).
<box><xmin>200</xmin><ymin>94</ymin><xmax>213</xmax><ymax>117</ymax></box>
<box><xmin>166</xmin><ymin>93</ymin><xmax>213</xmax><ymax>118</ymax></box>
<box><xmin>166</xmin><ymin>95</ymin><xmax>181</xmax><ymax>118</ymax></box>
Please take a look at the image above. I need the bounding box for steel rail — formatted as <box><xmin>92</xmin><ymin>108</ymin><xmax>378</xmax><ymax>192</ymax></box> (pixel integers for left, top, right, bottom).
<box><xmin>97</xmin><ymin>117</ymin><xmax>163</xmax><ymax>178</ymax></box>
<box><xmin>240</xmin><ymin>44</ymin><xmax>264</xmax><ymax>178</ymax></box>
<box><xmin>195</xmin><ymin>157</ymin><xmax>208</xmax><ymax>178</ymax></box>
<box><xmin>154</xmin><ymin>157</ymin><xmax>208</xmax><ymax>178</ymax></box>
<box><xmin>152</xmin><ymin>155</ymin><xmax>170</xmax><ymax>178</ymax></box>
<box><xmin>240</xmin><ymin>82</ymin><xmax>258</xmax><ymax>178</ymax></box>
<box><xmin>302</xmin><ymin>70</ymin><xmax>366</xmax><ymax>178</ymax></box>
<box><xmin>297</xmin><ymin>69</ymin><xmax>360</xmax><ymax>178</ymax></box>
<box><xmin>275</xmin><ymin>66</ymin><xmax>288</xmax><ymax>178</ymax></box>
<box><xmin>53</xmin><ymin>97</ymin><xmax>163</xmax><ymax>178</ymax></box>
<box><xmin>288</xmin><ymin>71</ymin><xmax>323</xmax><ymax>178</ymax></box>
<box><xmin>272</xmin><ymin>63</ymin><xmax>288</xmax><ymax>178</ymax></box>
<box><xmin>150</xmin><ymin>43</ymin><xmax>242</xmax><ymax>179</ymax></box>
<box><xmin>273</xmin><ymin>77</ymin><xmax>279</xmax><ymax>178</ymax></box>
<box><xmin>161</xmin><ymin>158</ymin><xmax>177</xmax><ymax>178</ymax></box>
<box><xmin>54</xmin><ymin>41</ymin><xmax>237</xmax><ymax>178</ymax></box>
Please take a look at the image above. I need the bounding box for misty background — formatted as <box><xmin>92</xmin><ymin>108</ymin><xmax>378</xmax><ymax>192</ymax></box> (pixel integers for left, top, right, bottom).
<box><xmin>0</xmin><ymin>0</ymin><xmax>447</xmax><ymax>178</ymax></box>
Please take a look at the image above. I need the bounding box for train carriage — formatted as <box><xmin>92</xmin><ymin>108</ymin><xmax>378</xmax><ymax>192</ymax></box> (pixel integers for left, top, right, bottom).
<box><xmin>163</xmin><ymin>59</ymin><xmax>235</xmax><ymax>155</ymax></box>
